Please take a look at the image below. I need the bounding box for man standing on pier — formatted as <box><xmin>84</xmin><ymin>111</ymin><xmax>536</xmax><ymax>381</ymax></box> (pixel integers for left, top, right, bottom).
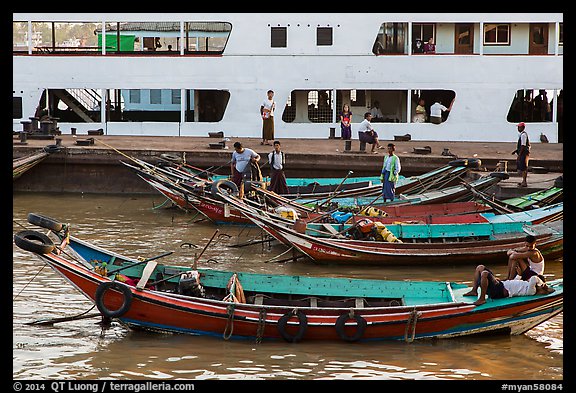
<box><xmin>380</xmin><ymin>143</ymin><xmax>401</xmax><ymax>202</ymax></box>
<box><xmin>513</xmin><ymin>122</ymin><xmax>530</xmax><ymax>187</ymax></box>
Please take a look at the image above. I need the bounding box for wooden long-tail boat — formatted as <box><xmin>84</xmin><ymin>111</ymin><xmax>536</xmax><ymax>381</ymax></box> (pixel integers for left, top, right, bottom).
<box><xmin>14</xmin><ymin>215</ymin><xmax>563</xmax><ymax>343</ymax></box>
<box><xmin>218</xmin><ymin>191</ymin><xmax>564</xmax><ymax>266</ymax></box>
<box><xmin>153</xmin><ymin>153</ymin><xmax>473</xmax><ymax>200</ymax></box>
<box><xmin>297</xmin><ymin>172</ymin><xmax>507</xmax><ymax>209</ymax></box>
<box><xmin>121</xmin><ymin>158</ymin><xmax>504</xmax><ymax>226</ymax></box>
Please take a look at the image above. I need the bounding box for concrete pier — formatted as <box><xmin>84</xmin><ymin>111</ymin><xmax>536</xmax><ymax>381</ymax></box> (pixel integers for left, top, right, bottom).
<box><xmin>13</xmin><ymin>135</ymin><xmax>563</xmax><ymax>198</ymax></box>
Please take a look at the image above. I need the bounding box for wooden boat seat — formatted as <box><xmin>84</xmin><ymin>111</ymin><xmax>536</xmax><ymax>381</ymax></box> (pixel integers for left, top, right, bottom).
<box><xmin>321</xmin><ymin>223</ymin><xmax>346</xmax><ymax>239</ymax></box>
<box><xmin>136</xmin><ymin>261</ymin><xmax>158</xmax><ymax>290</ymax></box>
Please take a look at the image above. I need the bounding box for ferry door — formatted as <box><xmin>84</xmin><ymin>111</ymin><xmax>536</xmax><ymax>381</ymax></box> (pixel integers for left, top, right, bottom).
<box><xmin>529</xmin><ymin>23</ymin><xmax>549</xmax><ymax>55</ymax></box>
<box><xmin>454</xmin><ymin>24</ymin><xmax>474</xmax><ymax>54</ymax></box>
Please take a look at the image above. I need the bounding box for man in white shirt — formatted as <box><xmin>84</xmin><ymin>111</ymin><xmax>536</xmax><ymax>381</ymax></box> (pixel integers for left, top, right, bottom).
<box><xmin>463</xmin><ymin>265</ymin><xmax>554</xmax><ymax>306</ymax></box>
<box><xmin>369</xmin><ymin>100</ymin><xmax>384</xmax><ymax>122</ymax></box>
<box><xmin>429</xmin><ymin>99</ymin><xmax>454</xmax><ymax>124</ymax></box>
<box><xmin>267</xmin><ymin>140</ymin><xmax>288</xmax><ymax>194</ymax></box>
<box><xmin>357</xmin><ymin>112</ymin><xmax>384</xmax><ymax>153</ymax></box>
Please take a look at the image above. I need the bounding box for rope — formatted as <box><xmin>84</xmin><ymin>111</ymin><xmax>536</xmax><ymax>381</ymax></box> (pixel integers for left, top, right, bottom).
<box><xmin>256</xmin><ymin>308</ymin><xmax>267</xmax><ymax>344</ymax></box>
<box><xmin>152</xmin><ymin>198</ymin><xmax>173</xmax><ymax>210</ymax></box>
<box><xmin>13</xmin><ymin>265</ymin><xmax>46</xmax><ymax>301</ymax></box>
<box><xmin>222</xmin><ymin>303</ymin><xmax>235</xmax><ymax>340</ymax></box>
<box><xmin>264</xmin><ymin>246</ymin><xmax>295</xmax><ymax>263</ymax></box>
<box><xmin>26</xmin><ymin>305</ymin><xmax>98</xmax><ymax>326</ymax></box>
<box><xmin>404</xmin><ymin>308</ymin><xmax>422</xmax><ymax>343</ymax></box>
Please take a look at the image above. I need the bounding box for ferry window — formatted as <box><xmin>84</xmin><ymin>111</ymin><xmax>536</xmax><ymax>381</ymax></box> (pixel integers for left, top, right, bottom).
<box><xmin>412</xmin><ymin>23</ymin><xmax>435</xmax><ymax>52</ymax></box>
<box><xmin>271</xmin><ymin>27</ymin><xmax>287</xmax><ymax>48</ymax></box>
<box><xmin>282</xmin><ymin>92</ymin><xmax>296</xmax><ymax>123</ymax></box>
<box><xmin>410</xmin><ymin>90</ymin><xmax>456</xmax><ymax>123</ymax></box>
<box><xmin>34</xmin><ymin>88</ymin><xmax>102</xmax><ymax>123</ymax></box>
<box><xmin>27</xmin><ymin>22</ymin><xmax>100</xmax><ymax>54</ymax></box>
<box><xmin>373</xmin><ymin>23</ymin><xmax>407</xmax><ymax>55</ymax></box>
<box><xmin>484</xmin><ymin>24</ymin><xmax>510</xmax><ymax>45</ymax></box>
<box><xmin>507</xmin><ymin>89</ymin><xmax>554</xmax><ymax>123</ymax></box>
<box><xmin>308</xmin><ymin>90</ymin><xmax>333</xmax><ymax>123</ymax></box>
<box><xmin>12</xmin><ymin>22</ymin><xmax>28</xmax><ymax>52</ymax></box>
<box><xmin>129</xmin><ymin>90</ymin><xmax>141</xmax><ymax>104</ymax></box>
<box><xmin>13</xmin><ymin>97</ymin><xmax>23</xmax><ymax>119</ymax></box>
<box><xmin>195</xmin><ymin>90</ymin><xmax>230</xmax><ymax>122</ymax></box>
<box><xmin>171</xmin><ymin>90</ymin><xmax>181</xmax><ymax>105</ymax></box>
<box><xmin>185</xmin><ymin>22</ymin><xmax>231</xmax><ymax>54</ymax></box>
<box><xmin>317</xmin><ymin>27</ymin><xmax>333</xmax><ymax>46</ymax></box>
<box><xmin>100</xmin><ymin>23</ymin><xmax>181</xmax><ymax>53</ymax></box>
<box><xmin>150</xmin><ymin>90</ymin><xmax>162</xmax><ymax>104</ymax></box>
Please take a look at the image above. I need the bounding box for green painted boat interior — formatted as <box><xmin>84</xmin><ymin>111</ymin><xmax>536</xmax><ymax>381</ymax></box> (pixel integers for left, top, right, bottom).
<box><xmin>212</xmin><ymin>174</ymin><xmax>384</xmax><ymax>186</ymax></box>
<box><xmin>305</xmin><ymin>221</ymin><xmax>530</xmax><ymax>239</ymax></box>
<box><xmin>501</xmin><ymin>187</ymin><xmax>563</xmax><ymax>209</ymax></box>
<box><xmin>65</xmin><ymin>236</ymin><xmax>563</xmax><ymax>309</ymax></box>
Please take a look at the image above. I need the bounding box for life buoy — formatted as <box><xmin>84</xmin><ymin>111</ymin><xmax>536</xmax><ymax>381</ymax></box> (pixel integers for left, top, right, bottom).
<box><xmin>211</xmin><ymin>179</ymin><xmax>239</xmax><ymax>200</ymax></box>
<box><xmin>335</xmin><ymin>313</ymin><xmax>367</xmax><ymax>342</ymax></box>
<box><xmin>27</xmin><ymin>213</ymin><xmax>64</xmax><ymax>232</ymax></box>
<box><xmin>489</xmin><ymin>172</ymin><xmax>510</xmax><ymax>180</ymax></box>
<box><xmin>94</xmin><ymin>281</ymin><xmax>133</xmax><ymax>318</ymax></box>
<box><xmin>14</xmin><ymin>230</ymin><xmax>55</xmax><ymax>254</ymax></box>
<box><xmin>277</xmin><ymin>310</ymin><xmax>308</xmax><ymax>343</ymax></box>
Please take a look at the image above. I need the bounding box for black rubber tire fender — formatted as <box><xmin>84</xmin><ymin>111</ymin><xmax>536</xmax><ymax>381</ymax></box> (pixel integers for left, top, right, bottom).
<box><xmin>210</xmin><ymin>179</ymin><xmax>239</xmax><ymax>200</ymax></box>
<box><xmin>160</xmin><ymin>153</ymin><xmax>184</xmax><ymax>163</ymax></box>
<box><xmin>489</xmin><ymin>172</ymin><xmax>510</xmax><ymax>180</ymax></box>
<box><xmin>94</xmin><ymin>281</ymin><xmax>133</xmax><ymax>319</ymax></box>
<box><xmin>277</xmin><ymin>310</ymin><xmax>308</xmax><ymax>343</ymax></box>
<box><xmin>43</xmin><ymin>144</ymin><xmax>62</xmax><ymax>154</ymax></box>
<box><xmin>27</xmin><ymin>213</ymin><xmax>64</xmax><ymax>232</ymax></box>
<box><xmin>335</xmin><ymin>313</ymin><xmax>367</xmax><ymax>342</ymax></box>
<box><xmin>448</xmin><ymin>158</ymin><xmax>481</xmax><ymax>168</ymax></box>
<box><xmin>14</xmin><ymin>230</ymin><xmax>55</xmax><ymax>254</ymax></box>
<box><xmin>554</xmin><ymin>176</ymin><xmax>563</xmax><ymax>188</ymax></box>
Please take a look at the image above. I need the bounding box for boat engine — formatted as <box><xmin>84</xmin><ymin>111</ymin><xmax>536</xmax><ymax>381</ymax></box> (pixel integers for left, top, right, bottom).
<box><xmin>178</xmin><ymin>271</ymin><xmax>206</xmax><ymax>297</ymax></box>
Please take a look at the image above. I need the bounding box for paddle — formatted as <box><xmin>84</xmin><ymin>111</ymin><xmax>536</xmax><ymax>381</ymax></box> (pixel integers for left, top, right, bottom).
<box><xmin>193</xmin><ymin>229</ymin><xmax>220</xmax><ymax>269</ymax></box>
<box><xmin>148</xmin><ymin>229</ymin><xmax>220</xmax><ymax>287</ymax></box>
<box><xmin>316</xmin><ymin>171</ymin><xmax>354</xmax><ymax>208</ymax></box>
<box><xmin>459</xmin><ymin>179</ymin><xmax>517</xmax><ymax>215</ymax></box>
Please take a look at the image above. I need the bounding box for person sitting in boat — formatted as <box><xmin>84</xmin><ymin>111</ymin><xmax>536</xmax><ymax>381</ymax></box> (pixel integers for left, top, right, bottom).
<box><xmin>463</xmin><ymin>265</ymin><xmax>554</xmax><ymax>306</ymax></box>
<box><xmin>231</xmin><ymin>141</ymin><xmax>261</xmax><ymax>199</ymax></box>
<box><xmin>357</xmin><ymin>112</ymin><xmax>384</xmax><ymax>153</ymax></box>
<box><xmin>505</xmin><ymin>234</ymin><xmax>545</xmax><ymax>282</ymax></box>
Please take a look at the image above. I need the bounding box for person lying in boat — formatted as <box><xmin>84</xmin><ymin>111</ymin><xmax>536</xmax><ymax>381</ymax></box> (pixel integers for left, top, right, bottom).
<box><xmin>505</xmin><ymin>234</ymin><xmax>545</xmax><ymax>282</ymax></box>
<box><xmin>463</xmin><ymin>265</ymin><xmax>554</xmax><ymax>306</ymax></box>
